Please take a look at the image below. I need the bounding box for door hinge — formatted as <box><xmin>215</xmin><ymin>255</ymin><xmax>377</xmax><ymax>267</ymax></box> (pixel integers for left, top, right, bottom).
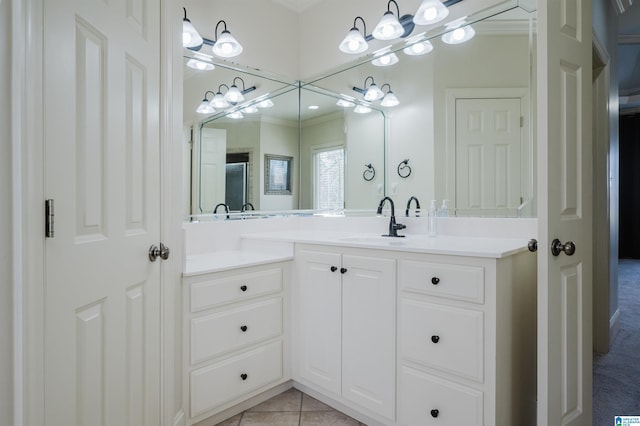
<box><xmin>45</xmin><ymin>199</ymin><xmax>54</xmax><ymax>238</ymax></box>
<box><xmin>520</xmin><ymin>116</ymin><xmax>524</xmax><ymax>127</ymax></box>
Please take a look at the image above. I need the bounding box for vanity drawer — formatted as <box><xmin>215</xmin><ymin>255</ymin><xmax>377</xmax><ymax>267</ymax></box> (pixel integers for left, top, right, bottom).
<box><xmin>400</xmin><ymin>298</ymin><xmax>484</xmax><ymax>381</ymax></box>
<box><xmin>190</xmin><ymin>340</ymin><xmax>283</xmax><ymax>417</ymax></box>
<box><xmin>190</xmin><ymin>267</ymin><xmax>283</xmax><ymax>312</ymax></box>
<box><xmin>399</xmin><ymin>259</ymin><xmax>484</xmax><ymax>303</ymax></box>
<box><xmin>191</xmin><ymin>297</ymin><xmax>282</xmax><ymax>365</ymax></box>
<box><xmin>398</xmin><ymin>365</ymin><xmax>483</xmax><ymax>426</ymax></box>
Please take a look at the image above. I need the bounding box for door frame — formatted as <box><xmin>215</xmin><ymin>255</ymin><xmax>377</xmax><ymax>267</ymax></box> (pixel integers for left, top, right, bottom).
<box><xmin>445</xmin><ymin>87</ymin><xmax>532</xmax><ymax>214</ymax></box>
<box><xmin>14</xmin><ymin>0</ymin><xmax>184</xmax><ymax>425</ymax></box>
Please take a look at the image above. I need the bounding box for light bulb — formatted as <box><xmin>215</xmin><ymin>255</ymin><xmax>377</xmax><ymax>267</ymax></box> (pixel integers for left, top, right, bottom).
<box><xmin>442</xmin><ymin>25</ymin><xmax>475</xmax><ymax>44</ymax></box>
<box><xmin>453</xmin><ymin>28</ymin><xmax>465</xmax><ymax>41</ymax></box>
<box><xmin>221</xmin><ymin>43</ymin><xmax>233</xmax><ymax>55</ymax></box>
<box><xmin>348</xmin><ymin>40</ymin><xmax>360</xmax><ymax>51</ymax></box>
<box><xmin>403</xmin><ymin>40</ymin><xmax>433</xmax><ymax>56</ymax></box>
<box><xmin>423</xmin><ymin>7</ymin><xmax>438</xmax><ymax>21</ymax></box>
<box><xmin>183</xmin><ymin>33</ymin><xmax>192</xmax><ymax>45</ymax></box>
<box><xmin>354</xmin><ymin>104</ymin><xmax>372</xmax><ymax>114</ymax></box>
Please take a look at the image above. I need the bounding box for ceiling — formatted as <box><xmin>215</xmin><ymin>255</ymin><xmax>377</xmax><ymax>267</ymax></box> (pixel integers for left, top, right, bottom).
<box><xmin>619</xmin><ymin>3</ymin><xmax>640</xmax><ymax>110</ymax></box>
<box><xmin>271</xmin><ymin>0</ymin><xmax>323</xmax><ymax>13</ymax></box>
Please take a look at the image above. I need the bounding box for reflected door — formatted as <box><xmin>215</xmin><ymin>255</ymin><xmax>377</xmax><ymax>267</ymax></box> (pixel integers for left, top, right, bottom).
<box><xmin>455</xmin><ymin>98</ymin><xmax>523</xmax><ymax>216</ymax></box>
<box><xmin>43</xmin><ymin>0</ymin><xmax>161</xmax><ymax>424</ymax></box>
<box><xmin>198</xmin><ymin>128</ymin><xmax>227</xmax><ymax>213</ymax></box>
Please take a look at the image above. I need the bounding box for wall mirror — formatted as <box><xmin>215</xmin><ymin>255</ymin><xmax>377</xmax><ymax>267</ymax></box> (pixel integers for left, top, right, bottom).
<box><xmin>182</xmin><ymin>0</ymin><xmax>537</xmax><ymax>219</ymax></box>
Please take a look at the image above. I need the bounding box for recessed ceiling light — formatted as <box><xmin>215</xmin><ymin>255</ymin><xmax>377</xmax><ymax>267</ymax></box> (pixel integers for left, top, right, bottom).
<box><xmin>308</xmin><ymin>105</ymin><xmax>320</xmax><ymax>110</ymax></box>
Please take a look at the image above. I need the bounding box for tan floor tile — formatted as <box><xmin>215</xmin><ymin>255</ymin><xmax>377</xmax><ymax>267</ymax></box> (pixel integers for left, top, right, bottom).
<box><xmin>301</xmin><ymin>394</ymin><xmax>334</xmax><ymax>412</ymax></box>
<box><xmin>239</xmin><ymin>411</ymin><xmax>300</xmax><ymax>425</ymax></box>
<box><xmin>214</xmin><ymin>413</ymin><xmax>242</xmax><ymax>426</ymax></box>
<box><xmin>246</xmin><ymin>388</ymin><xmax>302</xmax><ymax>412</ymax></box>
<box><xmin>300</xmin><ymin>410</ymin><xmax>361</xmax><ymax>426</ymax></box>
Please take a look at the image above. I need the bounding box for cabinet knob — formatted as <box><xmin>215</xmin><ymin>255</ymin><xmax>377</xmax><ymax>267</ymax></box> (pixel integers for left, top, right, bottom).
<box><xmin>431</xmin><ymin>335</ymin><xmax>440</xmax><ymax>344</ymax></box>
<box><xmin>431</xmin><ymin>277</ymin><xmax>440</xmax><ymax>285</ymax></box>
<box><xmin>240</xmin><ymin>285</ymin><xmax>248</xmax><ymax>292</ymax></box>
<box><xmin>340</xmin><ymin>267</ymin><xmax>348</xmax><ymax>274</ymax></box>
<box><xmin>330</xmin><ymin>266</ymin><xmax>338</xmax><ymax>272</ymax></box>
<box><xmin>430</xmin><ymin>409</ymin><xmax>439</xmax><ymax>418</ymax></box>
<box><xmin>240</xmin><ymin>373</ymin><xmax>248</xmax><ymax>381</ymax></box>
<box><xmin>240</xmin><ymin>325</ymin><xmax>248</xmax><ymax>332</ymax></box>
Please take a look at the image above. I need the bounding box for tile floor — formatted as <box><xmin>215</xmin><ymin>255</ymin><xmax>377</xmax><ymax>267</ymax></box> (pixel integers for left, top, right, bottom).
<box><xmin>215</xmin><ymin>388</ymin><xmax>367</xmax><ymax>426</ymax></box>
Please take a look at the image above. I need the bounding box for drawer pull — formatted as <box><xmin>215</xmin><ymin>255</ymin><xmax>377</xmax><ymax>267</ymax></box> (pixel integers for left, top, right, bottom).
<box><xmin>330</xmin><ymin>266</ymin><xmax>338</xmax><ymax>272</ymax></box>
<box><xmin>240</xmin><ymin>325</ymin><xmax>248</xmax><ymax>332</ymax></box>
<box><xmin>240</xmin><ymin>285</ymin><xmax>248</xmax><ymax>292</ymax></box>
<box><xmin>430</xmin><ymin>409</ymin><xmax>439</xmax><ymax>418</ymax></box>
<box><xmin>240</xmin><ymin>373</ymin><xmax>248</xmax><ymax>381</ymax></box>
<box><xmin>431</xmin><ymin>335</ymin><xmax>440</xmax><ymax>344</ymax></box>
<box><xmin>431</xmin><ymin>277</ymin><xmax>440</xmax><ymax>285</ymax></box>
<box><xmin>340</xmin><ymin>267</ymin><xmax>348</xmax><ymax>274</ymax></box>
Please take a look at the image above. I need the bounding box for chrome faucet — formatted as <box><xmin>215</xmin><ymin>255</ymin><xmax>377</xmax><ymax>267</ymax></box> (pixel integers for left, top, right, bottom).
<box><xmin>377</xmin><ymin>196</ymin><xmax>406</xmax><ymax>237</ymax></box>
<box><xmin>213</xmin><ymin>203</ymin><xmax>229</xmax><ymax>219</ymax></box>
<box><xmin>240</xmin><ymin>202</ymin><xmax>255</xmax><ymax>212</ymax></box>
<box><xmin>405</xmin><ymin>196</ymin><xmax>421</xmax><ymax>217</ymax></box>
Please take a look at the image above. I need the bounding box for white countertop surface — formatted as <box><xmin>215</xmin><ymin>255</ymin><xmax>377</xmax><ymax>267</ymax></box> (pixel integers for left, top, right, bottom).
<box><xmin>241</xmin><ymin>231</ymin><xmax>530</xmax><ymax>259</ymax></box>
<box><xmin>183</xmin><ymin>250</ymin><xmax>293</xmax><ymax>277</ymax></box>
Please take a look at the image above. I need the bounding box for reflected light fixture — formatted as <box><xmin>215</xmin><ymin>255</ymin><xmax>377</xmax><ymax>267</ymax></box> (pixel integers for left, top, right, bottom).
<box><xmin>413</xmin><ymin>0</ymin><xmax>449</xmax><ymax>26</ymax></box>
<box><xmin>354</xmin><ymin>103</ymin><xmax>372</xmax><ymax>114</ymax></box>
<box><xmin>372</xmin><ymin>0</ymin><xmax>406</xmax><ymax>41</ymax></box>
<box><xmin>380</xmin><ymin>84</ymin><xmax>400</xmax><ymax>107</ymax></box>
<box><xmin>336</xmin><ymin>99</ymin><xmax>355</xmax><ymax>108</ymax></box>
<box><xmin>182</xmin><ymin>8</ymin><xmax>203</xmax><ymax>48</ymax></box>
<box><xmin>225</xmin><ymin>77</ymin><xmax>254</xmax><ymax>104</ymax></box>
<box><xmin>228</xmin><ymin>111</ymin><xmax>244</xmax><ymax>119</ymax></box>
<box><xmin>212</xmin><ymin>20</ymin><xmax>243</xmax><ymax>58</ymax></box>
<box><xmin>442</xmin><ymin>24</ymin><xmax>475</xmax><ymax>44</ymax></box>
<box><xmin>403</xmin><ymin>37</ymin><xmax>433</xmax><ymax>56</ymax></box>
<box><xmin>258</xmin><ymin>99</ymin><xmax>274</xmax><ymax>108</ymax></box>
<box><xmin>196</xmin><ymin>91</ymin><xmax>216</xmax><ymax>114</ymax></box>
<box><xmin>242</xmin><ymin>105</ymin><xmax>259</xmax><ymax>114</ymax></box>
<box><xmin>211</xmin><ymin>84</ymin><xmax>230</xmax><ymax>109</ymax></box>
<box><xmin>353</xmin><ymin>76</ymin><xmax>385</xmax><ymax>101</ymax></box>
<box><xmin>186</xmin><ymin>52</ymin><xmax>215</xmax><ymax>70</ymax></box>
<box><xmin>339</xmin><ymin>16</ymin><xmax>369</xmax><ymax>54</ymax></box>
<box><xmin>371</xmin><ymin>49</ymin><xmax>399</xmax><ymax>67</ymax></box>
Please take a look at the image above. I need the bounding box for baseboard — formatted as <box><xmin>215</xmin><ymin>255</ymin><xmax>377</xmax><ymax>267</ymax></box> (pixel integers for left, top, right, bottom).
<box><xmin>173</xmin><ymin>409</ymin><xmax>186</xmax><ymax>426</ymax></box>
<box><xmin>609</xmin><ymin>308</ymin><xmax>621</xmax><ymax>345</ymax></box>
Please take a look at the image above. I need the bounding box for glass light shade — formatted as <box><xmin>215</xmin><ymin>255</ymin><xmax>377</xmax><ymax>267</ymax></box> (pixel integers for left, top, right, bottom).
<box><xmin>336</xmin><ymin>99</ymin><xmax>355</xmax><ymax>108</ymax></box>
<box><xmin>186</xmin><ymin>58</ymin><xmax>215</xmax><ymax>71</ymax></box>
<box><xmin>413</xmin><ymin>0</ymin><xmax>449</xmax><ymax>25</ymax></box>
<box><xmin>354</xmin><ymin>104</ymin><xmax>372</xmax><ymax>114</ymax></box>
<box><xmin>403</xmin><ymin>39</ymin><xmax>433</xmax><ymax>56</ymax></box>
<box><xmin>228</xmin><ymin>111</ymin><xmax>244</xmax><ymax>119</ymax></box>
<box><xmin>372</xmin><ymin>11</ymin><xmax>404</xmax><ymax>40</ymax></box>
<box><xmin>212</xmin><ymin>30</ymin><xmax>243</xmax><ymax>58</ymax></box>
<box><xmin>339</xmin><ymin>28</ymin><xmax>369</xmax><ymax>54</ymax></box>
<box><xmin>182</xmin><ymin>19</ymin><xmax>203</xmax><ymax>48</ymax></box>
<box><xmin>380</xmin><ymin>91</ymin><xmax>400</xmax><ymax>107</ymax></box>
<box><xmin>225</xmin><ymin>85</ymin><xmax>244</xmax><ymax>103</ymax></box>
<box><xmin>258</xmin><ymin>99</ymin><xmax>274</xmax><ymax>108</ymax></box>
<box><xmin>363</xmin><ymin>83</ymin><xmax>384</xmax><ymax>101</ymax></box>
<box><xmin>242</xmin><ymin>105</ymin><xmax>259</xmax><ymax>114</ymax></box>
<box><xmin>442</xmin><ymin>25</ymin><xmax>475</xmax><ymax>44</ymax></box>
<box><xmin>196</xmin><ymin>99</ymin><xmax>215</xmax><ymax>114</ymax></box>
<box><xmin>371</xmin><ymin>52</ymin><xmax>399</xmax><ymax>67</ymax></box>
<box><xmin>211</xmin><ymin>92</ymin><xmax>230</xmax><ymax>109</ymax></box>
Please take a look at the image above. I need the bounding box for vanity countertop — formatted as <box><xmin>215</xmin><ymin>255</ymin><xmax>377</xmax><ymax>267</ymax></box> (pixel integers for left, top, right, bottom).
<box><xmin>240</xmin><ymin>230</ymin><xmax>531</xmax><ymax>259</ymax></box>
<box><xmin>183</xmin><ymin>250</ymin><xmax>293</xmax><ymax>277</ymax></box>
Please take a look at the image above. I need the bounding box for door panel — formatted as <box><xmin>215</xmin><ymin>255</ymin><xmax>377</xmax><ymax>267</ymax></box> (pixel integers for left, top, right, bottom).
<box><xmin>537</xmin><ymin>0</ymin><xmax>592</xmax><ymax>424</ymax></box>
<box><xmin>44</xmin><ymin>0</ymin><xmax>161</xmax><ymax>424</ymax></box>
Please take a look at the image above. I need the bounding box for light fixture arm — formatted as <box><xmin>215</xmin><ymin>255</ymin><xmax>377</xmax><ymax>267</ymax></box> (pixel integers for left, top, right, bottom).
<box><xmin>204</xmin><ymin>90</ymin><xmax>215</xmax><ymax>100</ymax></box>
<box><xmin>353</xmin><ymin>16</ymin><xmax>368</xmax><ymax>38</ymax></box>
<box><xmin>380</xmin><ymin>83</ymin><xmax>392</xmax><ymax>93</ymax></box>
<box><xmin>183</xmin><ymin>7</ymin><xmax>188</xmax><ymax>20</ymax></box>
<box><xmin>387</xmin><ymin>0</ymin><xmax>401</xmax><ymax>17</ymax></box>
<box><xmin>217</xmin><ymin>84</ymin><xmax>229</xmax><ymax>94</ymax></box>
<box><xmin>353</xmin><ymin>76</ymin><xmax>377</xmax><ymax>95</ymax></box>
<box><xmin>214</xmin><ymin>20</ymin><xmax>228</xmax><ymax>40</ymax></box>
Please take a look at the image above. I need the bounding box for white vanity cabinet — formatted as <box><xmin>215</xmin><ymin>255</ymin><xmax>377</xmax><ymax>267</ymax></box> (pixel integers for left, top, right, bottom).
<box><xmin>293</xmin><ymin>244</ymin><xmax>396</xmax><ymax>422</ymax></box>
<box><xmin>396</xmin><ymin>251</ymin><xmax>537</xmax><ymax>426</ymax></box>
<box><xmin>183</xmin><ymin>262</ymin><xmax>291</xmax><ymax>424</ymax></box>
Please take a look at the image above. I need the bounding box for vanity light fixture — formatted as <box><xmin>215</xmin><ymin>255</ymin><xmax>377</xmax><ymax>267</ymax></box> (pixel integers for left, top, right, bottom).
<box><xmin>186</xmin><ymin>52</ymin><xmax>215</xmax><ymax>70</ymax></box>
<box><xmin>413</xmin><ymin>0</ymin><xmax>449</xmax><ymax>25</ymax></box>
<box><xmin>211</xmin><ymin>20</ymin><xmax>243</xmax><ymax>58</ymax></box>
<box><xmin>403</xmin><ymin>35</ymin><xmax>434</xmax><ymax>56</ymax></box>
<box><xmin>353</xmin><ymin>76</ymin><xmax>385</xmax><ymax>101</ymax></box>
<box><xmin>371</xmin><ymin>49</ymin><xmax>399</xmax><ymax>67</ymax></box>
<box><xmin>442</xmin><ymin>24</ymin><xmax>475</xmax><ymax>44</ymax></box>
<box><xmin>196</xmin><ymin>91</ymin><xmax>216</xmax><ymax>114</ymax></box>
<box><xmin>372</xmin><ymin>0</ymin><xmax>410</xmax><ymax>41</ymax></box>
<box><xmin>211</xmin><ymin>84</ymin><xmax>230</xmax><ymax>109</ymax></box>
<box><xmin>380</xmin><ymin>84</ymin><xmax>400</xmax><ymax>107</ymax></box>
<box><xmin>258</xmin><ymin>99</ymin><xmax>274</xmax><ymax>108</ymax></box>
<box><xmin>242</xmin><ymin>105</ymin><xmax>259</xmax><ymax>114</ymax></box>
<box><xmin>339</xmin><ymin>16</ymin><xmax>370</xmax><ymax>54</ymax></box>
<box><xmin>225</xmin><ymin>77</ymin><xmax>256</xmax><ymax>104</ymax></box>
<box><xmin>354</xmin><ymin>103</ymin><xmax>372</xmax><ymax>114</ymax></box>
<box><xmin>182</xmin><ymin>8</ymin><xmax>203</xmax><ymax>48</ymax></box>
<box><xmin>227</xmin><ymin>111</ymin><xmax>244</xmax><ymax>119</ymax></box>
<box><xmin>336</xmin><ymin>99</ymin><xmax>356</xmax><ymax>108</ymax></box>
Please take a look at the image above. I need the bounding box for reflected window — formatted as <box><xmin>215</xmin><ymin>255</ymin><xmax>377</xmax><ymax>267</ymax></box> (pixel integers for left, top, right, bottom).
<box><xmin>265</xmin><ymin>154</ymin><xmax>293</xmax><ymax>195</ymax></box>
<box><xmin>313</xmin><ymin>147</ymin><xmax>344</xmax><ymax>210</ymax></box>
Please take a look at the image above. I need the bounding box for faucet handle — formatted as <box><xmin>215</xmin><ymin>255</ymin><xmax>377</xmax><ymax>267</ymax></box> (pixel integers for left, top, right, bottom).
<box><xmin>394</xmin><ymin>223</ymin><xmax>407</xmax><ymax>231</ymax></box>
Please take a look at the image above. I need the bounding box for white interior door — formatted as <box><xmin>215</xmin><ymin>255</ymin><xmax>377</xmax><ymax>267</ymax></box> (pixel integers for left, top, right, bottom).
<box><xmin>198</xmin><ymin>127</ymin><xmax>227</xmax><ymax>213</ymax></box>
<box><xmin>455</xmin><ymin>98</ymin><xmax>522</xmax><ymax>216</ymax></box>
<box><xmin>43</xmin><ymin>0</ymin><xmax>161</xmax><ymax>424</ymax></box>
<box><xmin>537</xmin><ymin>0</ymin><xmax>593</xmax><ymax>424</ymax></box>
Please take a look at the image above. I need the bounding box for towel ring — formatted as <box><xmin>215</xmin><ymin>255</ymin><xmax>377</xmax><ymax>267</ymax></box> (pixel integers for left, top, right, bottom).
<box><xmin>363</xmin><ymin>163</ymin><xmax>376</xmax><ymax>181</ymax></box>
<box><xmin>397</xmin><ymin>159</ymin><xmax>411</xmax><ymax>178</ymax></box>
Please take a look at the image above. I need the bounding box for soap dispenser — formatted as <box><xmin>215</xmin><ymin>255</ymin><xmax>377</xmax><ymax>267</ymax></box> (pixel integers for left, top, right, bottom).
<box><xmin>438</xmin><ymin>200</ymin><xmax>449</xmax><ymax>217</ymax></box>
<box><xmin>428</xmin><ymin>200</ymin><xmax>437</xmax><ymax>237</ymax></box>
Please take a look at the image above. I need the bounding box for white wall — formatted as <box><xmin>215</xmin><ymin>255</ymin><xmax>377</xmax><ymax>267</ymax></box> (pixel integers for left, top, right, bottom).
<box><xmin>1</xmin><ymin>0</ymin><xmax>14</xmax><ymax>423</ymax></box>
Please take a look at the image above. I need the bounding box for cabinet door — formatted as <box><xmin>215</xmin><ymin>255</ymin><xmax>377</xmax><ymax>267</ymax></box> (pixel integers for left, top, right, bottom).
<box><xmin>342</xmin><ymin>254</ymin><xmax>396</xmax><ymax>420</ymax></box>
<box><xmin>295</xmin><ymin>249</ymin><xmax>342</xmax><ymax>395</ymax></box>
